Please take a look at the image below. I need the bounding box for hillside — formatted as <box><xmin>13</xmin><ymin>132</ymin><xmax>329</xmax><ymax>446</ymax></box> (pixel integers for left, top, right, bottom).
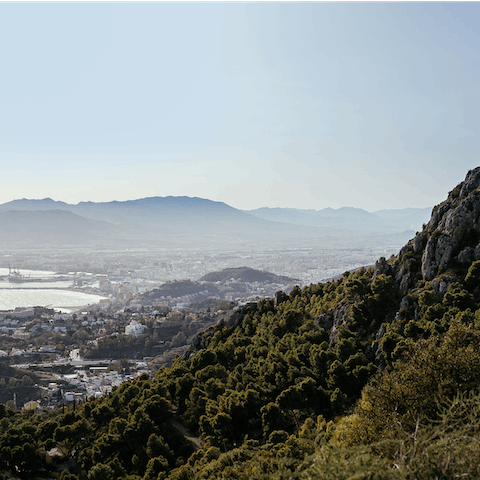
<box><xmin>0</xmin><ymin>209</ymin><xmax>118</xmax><ymax>245</ymax></box>
<box><xmin>134</xmin><ymin>280</ymin><xmax>221</xmax><ymax>306</ymax></box>
<box><xmin>198</xmin><ymin>266</ymin><xmax>298</xmax><ymax>284</ymax></box>
<box><xmin>132</xmin><ymin>268</ymin><xmax>298</xmax><ymax>307</ymax></box>
<box><xmin>3</xmin><ymin>169</ymin><xmax>480</xmax><ymax>479</ymax></box>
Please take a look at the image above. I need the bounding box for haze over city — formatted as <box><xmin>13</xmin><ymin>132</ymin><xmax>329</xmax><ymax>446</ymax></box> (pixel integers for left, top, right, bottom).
<box><xmin>1</xmin><ymin>2</ymin><xmax>479</xmax><ymax>211</ymax></box>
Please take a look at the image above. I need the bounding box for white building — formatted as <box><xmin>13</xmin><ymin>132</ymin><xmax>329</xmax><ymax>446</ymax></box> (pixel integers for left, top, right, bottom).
<box><xmin>125</xmin><ymin>319</ymin><xmax>147</xmax><ymax>337</ymax></box>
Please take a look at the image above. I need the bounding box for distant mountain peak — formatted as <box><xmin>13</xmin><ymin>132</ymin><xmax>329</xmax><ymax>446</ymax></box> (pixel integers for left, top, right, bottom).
<box><xmin>2</xmin><ymin>197</ymin><xmax>69</xmax><ymax>209</ymax></box>
<box><xmin>75</xmin><ymin>196</ymin><xmax>234</xmax><ymax>209</ymax></box>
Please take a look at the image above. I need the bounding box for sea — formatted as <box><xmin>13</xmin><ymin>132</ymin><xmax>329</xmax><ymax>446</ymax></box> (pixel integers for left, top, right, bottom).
<box><xmin>0</xmin><ymin>268</ymin><xmax>107</xmax><ymax>313</ymax></box>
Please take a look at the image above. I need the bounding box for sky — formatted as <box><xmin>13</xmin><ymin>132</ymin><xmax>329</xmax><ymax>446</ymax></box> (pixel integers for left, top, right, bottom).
<box><xmin>1</xmin><ymin>2</ymin><xmax>480</xmax><ymax>212</ymax></box>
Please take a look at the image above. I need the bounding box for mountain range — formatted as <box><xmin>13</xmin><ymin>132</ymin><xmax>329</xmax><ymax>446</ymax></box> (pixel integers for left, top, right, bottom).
<box><xmin>0</xmin><ymin>197</ymin><xmax>431</xmax><ymax>250</ymax></box>
<box><xmin>245</xmin><ymin>206</ymin><xmax>431</xmax><ymax>231</ymax></box>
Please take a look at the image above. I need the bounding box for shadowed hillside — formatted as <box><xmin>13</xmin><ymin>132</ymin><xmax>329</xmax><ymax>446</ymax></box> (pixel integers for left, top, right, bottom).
<box><xmin>198</xmin><ymin>266</ymin><xmax>298</xmax><ymax>284</ymax></box>
<box><xmin>0</xmin><ymin>210</ymin><xmax>118</xmax><ymax>245</ymax></box>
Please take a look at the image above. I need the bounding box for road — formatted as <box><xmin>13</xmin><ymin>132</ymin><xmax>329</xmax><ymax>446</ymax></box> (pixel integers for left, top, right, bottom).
<box><xmin>11</xmin><ymin>359</ymin><xmax>113</xmax><ymax>369</ymax></box>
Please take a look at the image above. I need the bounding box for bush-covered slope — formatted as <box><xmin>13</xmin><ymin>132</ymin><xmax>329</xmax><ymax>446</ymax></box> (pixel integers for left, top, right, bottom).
<box><xmin>4</xmin><ymin>168</ymin><xmax>480</xmax><ymax>479</ymax></box>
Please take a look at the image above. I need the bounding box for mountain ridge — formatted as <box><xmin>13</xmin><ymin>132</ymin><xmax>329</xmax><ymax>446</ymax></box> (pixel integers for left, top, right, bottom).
<box><xmin>0</xmin><ymin>196</ymin><xmax>422</xmax><ymax>250</ymax></box>
<box><xmin>246</xmin><ymin>205</ymin><xmax>432</xmax><ymax>231</ymax></box>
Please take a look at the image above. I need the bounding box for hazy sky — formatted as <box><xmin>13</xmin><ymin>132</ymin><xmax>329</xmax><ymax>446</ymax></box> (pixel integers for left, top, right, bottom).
<box><xmin>1</xmin><ymin>2</ymin><xmax>480</xmax><ymax>211</ymax></box>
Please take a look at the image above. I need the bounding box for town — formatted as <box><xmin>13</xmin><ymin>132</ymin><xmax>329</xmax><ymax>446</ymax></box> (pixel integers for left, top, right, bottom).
<box><xmin>0</xmin><ymin>263</ymin><xmax>303</xmax><ymax>412</ymax></box>
<box><xmin>0</xmin><ymin>302</ymin><xmax>237</xmax><ymax>411</ymax></box>
<box><xmin>0</xmin><ymin>241</ymin><xmax>406</xmax><ymax>413</ymax></box>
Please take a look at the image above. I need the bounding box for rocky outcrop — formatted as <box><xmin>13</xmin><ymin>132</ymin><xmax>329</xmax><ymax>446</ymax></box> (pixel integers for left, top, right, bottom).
<box><xmin>315</xmin><ymin>313</ymin><xmax>333</xmax><ymax>331</ymax></box>
<box><xmin>383</xmin><ymin>167</ymin><xmax>480</xmax><ymax>329</ymax></box>
<box><xmin>274</xmin><ymin>291</ymin><xmax>289</xmax><ymax>308</ymax></box>
<box><xmin>315</xmin><ymin>303</ymin><xmax>351</xmax><ymax>344</ymax></box>
<box><xmin>373</xmin><ymin>257</ymin><xmax>392</xmax><ymax>278</ymax></box>
<box><xmin>391</xmin><ymin>244</ymin><xmax>418</xmax><ymax>295</ymax></box>
<box><xmin>218</xmin><ymin>304</ymin><xmax>255</xmax><ymax>328</ymax></box>
<box><xmin>391</xmin><ymin>168</ymin><xmax>480</xmax><ymax>287</ymax></box>
<box><xmin>419</xmin><ymin>168</ymin><xmax>480</xmax><ymax>280</ymax></box>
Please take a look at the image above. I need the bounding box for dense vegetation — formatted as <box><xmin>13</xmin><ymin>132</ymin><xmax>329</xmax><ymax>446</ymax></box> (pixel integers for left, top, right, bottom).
<box><xmin>3</xmin><ymin>169</ymin><xmax>480</xmax><ymax>479</ymax></box>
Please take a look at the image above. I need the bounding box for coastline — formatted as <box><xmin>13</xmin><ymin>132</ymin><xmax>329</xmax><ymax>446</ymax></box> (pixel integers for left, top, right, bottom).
<box><xmin>0</xmin><ymin>287</ymin><xmax>109</xmax><ymax>313</ymax></box>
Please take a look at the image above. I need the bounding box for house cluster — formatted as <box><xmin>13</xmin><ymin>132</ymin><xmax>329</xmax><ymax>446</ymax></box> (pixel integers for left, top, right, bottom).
<box><xmin>0</xmin><ymin>305</ymin><xmax>155</xmax><ymax>358</ymax></box>
<box><xmin>98</xmin><ymin>277</ymin><xmax>156</xmax><ymax>303</ymax></box>
<box><xmin>16</xmin><ymin>361</ymin><xmax>151</xmax><ymax>412</ymax></box>
<box><xmin>0</xmin><ymin>297</ymin><xmax>231</xmax><ymax>414</ymax></box>
<box><xmin>56</xmin><ymin>362</ymin><xmax>150</xmax><ymax>403</ymax></box>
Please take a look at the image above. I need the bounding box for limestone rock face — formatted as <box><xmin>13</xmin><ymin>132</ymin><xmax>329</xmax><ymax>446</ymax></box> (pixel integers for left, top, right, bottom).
<box><xmin>373</xmin><ymin>257</ymin><xmax>391</xmax><ymax>278</ymax></box>
<box><xmin>315</xmin><ymin>313</ymin><xmax>333</xmax><ymax>331</ymax></box>
<box><xmin>315</xmin><ymin>302</ymin><xmax>351</xmax><ymax>345</ymax></box>
<box><xmin>400</xmin><ymin>168</ymin><xmax>480</xmax><ymax>281</ymax></box>
<box><xmin>413</xmin><ymin>232</ymin><xmax>428</xmax><ymax>253</ymax></box>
